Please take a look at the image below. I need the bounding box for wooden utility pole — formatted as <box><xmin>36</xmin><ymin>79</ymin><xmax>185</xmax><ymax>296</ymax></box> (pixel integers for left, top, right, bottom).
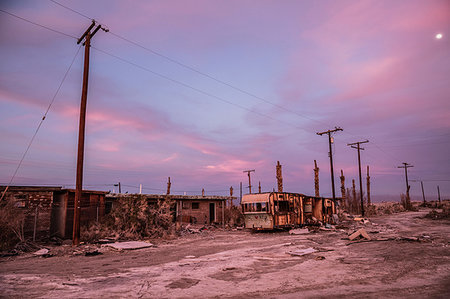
<box><xmin>239</xmin><ymin>182</ymin><xmax>242</xmax><ymax>204</ymax></box>
<box><xmin>73</xmin><ymin>21</ymin><xmax>107</xmax><ymax>246</ymax></box>
<box><xmin>166</xmin><ymin>177</ymin><xmax>171</xmax><ymax>195</ymax></box>
<box><xmin>352</xmin><ymin>179</ymin><xmax>356</xmax><ymax>212</ymax></box>
<box><xmin>340</xmin><ymin>170</ymin><xmax>346</xmax><ymax>207</ymax></box>
<box><xmin>437</xmin><ymin>185</ymin><xmax>441</xmax><ymax>204</ymax></box>
<box><xmin>276</xmin><ymin>161</ymin><xmax>283</xmax><ymax>193</ymax></box>
<box><xmin>314</xmin><ymin>160</ymin><xmax>320</xmax><ymax>197</ymax></box>
<box><xmin>317</xmin><ymin>127</ymin><xmax>343</xmax><ymax>203</ymax></box>
<box><xmin>398</xmin><ymin>162</ymin><xmax>413</xmax><ymax>207</ymax></box>
<box><xmin>421</xmin><ymin>181</ymin><xmax>426</xmax><ymax>203</ymax></box>
<box><xmin>243</xmin><ymin>170</ymin><xmax>255</xmax><ymax>194</ymax></box>
<box><xmin>258</xmin><ymin>181</ymin><xmax>261</xmax><ymax>193</ymax></box>
<box><xmin>229</xmin><ymin>186</ymin><xmax>233</xmax><ymax>207</ymax></box>
<box><xmin>366</xmin><ymin>165</ymin><xmax>371</xmax><ymax>206</ymax></box>
<box><xmin>347</xmin><ymin>140</ymin><xmax>369</xmax><ymax>217</ymax></box>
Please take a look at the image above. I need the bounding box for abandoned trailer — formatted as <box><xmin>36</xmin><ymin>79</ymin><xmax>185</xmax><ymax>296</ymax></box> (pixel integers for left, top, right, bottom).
<box><xmin>0</xmin><ymin>186</ymin><xmax>108</xmax><ymax>239</ymax></box>
<box><xmin>241</xmin><ymin>192</ymin><xmax>337</xmax><ymax>230</ymax></box>
<box><xmin>106</xmin><ymin>193</ymin><xmax>236</xmax><ymax>226</ymax></box>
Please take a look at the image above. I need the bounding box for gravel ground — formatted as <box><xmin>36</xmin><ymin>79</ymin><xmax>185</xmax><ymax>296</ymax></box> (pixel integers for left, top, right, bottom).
<box><xmin>1</xmin><ymin>208</ymin><xmax>449</xmax><ymax>298</ymax></box>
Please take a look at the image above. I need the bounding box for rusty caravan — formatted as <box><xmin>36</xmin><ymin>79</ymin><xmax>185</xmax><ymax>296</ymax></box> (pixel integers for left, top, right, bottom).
<box><xmin>241</xmin><ymin>192</ymin><xmax>336</xmax><ymax>230</ymax></box>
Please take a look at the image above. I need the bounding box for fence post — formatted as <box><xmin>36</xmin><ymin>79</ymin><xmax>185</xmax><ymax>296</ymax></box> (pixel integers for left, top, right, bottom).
<box><xmin>33</xmin><ymin>205</ymin><xmax>38</xmax><ymax>242</ymax></box>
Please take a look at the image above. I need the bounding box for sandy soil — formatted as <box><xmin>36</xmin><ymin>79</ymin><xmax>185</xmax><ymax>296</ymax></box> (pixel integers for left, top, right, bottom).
<box><xmin>1</xmin><ymin>208</ymin><xmax>449</xmax><ymax>298</ymax></box>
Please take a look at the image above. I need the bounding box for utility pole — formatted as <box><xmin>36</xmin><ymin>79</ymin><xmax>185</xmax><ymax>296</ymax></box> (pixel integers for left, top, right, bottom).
<box><xmin>347</xmin><ymin>140</ymin><xmax>369</xmax><ymax>216</ymax></box>
<box><xmin>314</xmin><ymin>160</ymin><xmax>320</xmax><ymax>197</ymax></box>
<box><xmin>397</xmin><ymin>162</ymin><xmax>413</xmax><ymax>208</ymax></box>
<box><xmin>317</xmin><ymin>127</ymin><xmax>343</xmax><ymax>203</ymax></box>
<box><xmin>366</xmin><ymin>165</ymin><xmax>371</xmax><ymax>206</ymax></box>
<box><xmin>258</xmin><ymin>181</ymin><xmax>261</xmax><ymax>193</ymax></box>
<box><xmin>420</xmin><ymin>181</ymin><xmax>426</xmax><ymax>203</ymax></box>
<box><xmin>437</xmin><ymin>185</ymin><xmax>441</xmax><ymax>204</ymax></box>
<box><xmin>239</xmin><ymin>182</ymin><xmax>242</xmax><ymax>204</ymax></box>
<box><xmin>229</xmin><ymin>186</ymin><xmax>233</xmax><ymax>207</ymax></box>
<box><xmin>73</xmin><ymin>20</ymin><xmax>107</xmax><ymax>246</ymax></box>
<box><xmin>340</xmin><ymin>170</ymin><xmax>346</xmax><ymax>208</ymax></box>
<box><xmin>243</xmin><ymin>170</ymin><xmax>255</xmax><ymax>194</ymax></box>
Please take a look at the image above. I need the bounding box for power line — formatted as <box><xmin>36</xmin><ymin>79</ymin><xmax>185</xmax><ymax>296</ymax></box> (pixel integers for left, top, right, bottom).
<box><xmin>0</xmin><ymin>8</ymin><xmax>77</xmax><ymax>39</ymax></box>
<box><xmin>48</xmin><ymin>0</ymin><xmax>92</xmax><ymax>20</ymax></box>
<box><xmin>91</xmin><ymin>46</ymin><xmax>312</xmax><ymax>134</ymax></box>
<box><xmin>0</xmin><ymin>46</ymin><xmax>82</xmax><ymax>201</ymax></box>
<box><xmin>45</xmin><ymin>0</ymin><xmax>414</xmax><ymax>168</ymax></box>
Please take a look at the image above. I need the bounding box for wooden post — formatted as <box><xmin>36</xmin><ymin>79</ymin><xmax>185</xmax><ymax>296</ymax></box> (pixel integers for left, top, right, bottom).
<box><xmin>352</xmin><ymin>179</ymin><xmax>356</xmax><ymax>213</ymax></box>
<box><xmin>166</xmin><ymin>177</ymin><xmax>171</xmax><ymax>195</ymax></box>
<box><xmin>33</xmin><ymin>206</ymin><xmax>38</xmax><ymax>242</ymax></box>
<box><xmin>314</xmin><ymin>160</ymin><xmax>320</xmax><ymax>197</ymax></box>
<box><xmin>258</xmin><ymin>181</ymin><xmax>261</xmax><ymax>194</ymax></box>
<box><xmin>222</xmin><ymin>200</ymin><xmax>225</xmax><ymax>229</ymax></box>
<box><xmin>229</xmin><ymin>186</ymin><xmax>233</xmax><ymax>207</ymax></box>
<box><xmin>437</xmin><ymin>185</ymin><xmax>441</xmax><ymax>203</ymax></box>
<box><xmin>276</xmin><ymin>161</ymin><xmax>283</xmax><ymax>193</ymax></box>
<box><xmin>421</xmin><ymin>181</ymin><xmax>426</xmax><ymax>203</ymax></box>
<box><xmin>340</xmin><ymin>169</ymin><xmax>346</xmax><ymax>208</ymax></box>
<box><xmin>366</xmin><ymin>165</ymin><xmax>371</xmax><ymax>206</ymax></box>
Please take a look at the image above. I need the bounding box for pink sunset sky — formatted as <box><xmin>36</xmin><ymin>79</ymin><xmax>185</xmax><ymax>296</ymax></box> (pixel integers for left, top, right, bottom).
<box><xmin>1</xmin><ymin>0</ymin><xmax>449</xmax><ymax>200</ymax></box>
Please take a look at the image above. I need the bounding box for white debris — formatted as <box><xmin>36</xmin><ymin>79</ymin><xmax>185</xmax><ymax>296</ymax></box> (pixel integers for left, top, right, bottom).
<box><xmin>33</xmin><ymin>248</ymin><xmax>49</xmax><ymax>256</ymax></box>
<box><xmin>104</xmin><ymin>241</ymin><xmax>154</xmax><ymax>251</ymax></box>
<box><xmin>286</xmin><ymin>247</ymin><xmax>317</xmax><ymax>256</ymax></box>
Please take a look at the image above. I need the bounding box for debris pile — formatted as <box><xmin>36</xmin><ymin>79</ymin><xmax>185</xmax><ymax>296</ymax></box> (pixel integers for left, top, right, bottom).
<box><xmin>81</xmin><ymin>194</ymin><xmax>175</xmax><ymax>242</ymax></box>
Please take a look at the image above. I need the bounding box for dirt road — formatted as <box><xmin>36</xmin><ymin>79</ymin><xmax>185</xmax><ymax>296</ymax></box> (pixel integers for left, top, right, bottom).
<box><xmin>1</xmin><ymin>208</ymin><xmax>449</xmax><ymax>298</ymax></box>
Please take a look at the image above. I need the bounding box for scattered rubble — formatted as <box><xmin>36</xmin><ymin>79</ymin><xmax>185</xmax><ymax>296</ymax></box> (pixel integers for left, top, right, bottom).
<box><xmin>104</xmin><ymin>241</ymin><xmax>155</xmax><ymax>251</ymax></box>
<box><xmin>348</xmin><ymin>228</ymin><xmax>371</xmax><ymax>241</ymax></box>
<box><xmin>286</xmin><ymin>247</ymin><xmax>317</xmax><ymax>256</ymax></box>
<box><xmin>33</xmin><ymin>248</ymin><xmax>49</xmax><ymax>256</ymax></box>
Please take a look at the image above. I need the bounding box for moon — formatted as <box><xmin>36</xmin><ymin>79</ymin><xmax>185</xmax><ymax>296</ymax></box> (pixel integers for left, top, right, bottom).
<box><xmin>436</xmin><ymin>33</ymin><xmax>443</xmax><ymax>39</ymax></box>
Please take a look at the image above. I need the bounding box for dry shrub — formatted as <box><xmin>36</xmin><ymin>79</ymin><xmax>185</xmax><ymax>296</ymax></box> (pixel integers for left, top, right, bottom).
<box><xmin>400</xmin><ymin>193</ymin><xmax>418</xmax><ymax>211</ymax></box>
<box><xmin>0</xmin><ymin>199</ymin><xmax>26</xmax><ymax>251</ymax></box>
<box><xmin>81</xmin><ymin>194</ymin><xmax>175</xmax><ymax>242</ymax></box>
<box><xmin>224</xmin><ymin>206</ymin><xmax>244</xmax><ymax>227</ymax></box>
<box><xmin>342</xmin><ymin>188</ymin><xmax>365</xmax><ymax>215</ymax></box>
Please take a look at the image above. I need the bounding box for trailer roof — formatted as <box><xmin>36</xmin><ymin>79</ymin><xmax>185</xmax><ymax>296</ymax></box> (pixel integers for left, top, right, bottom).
<box><xmin>241</xmin><ymin>193</ymin><xmax>271</xmax><ymax>203</ymax></box>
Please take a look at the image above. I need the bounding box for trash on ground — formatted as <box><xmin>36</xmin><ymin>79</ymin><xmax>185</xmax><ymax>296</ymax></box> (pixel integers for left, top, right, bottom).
<box><xmin>349</xmin><ymin>228</ymin><xmax>371</xmax><ymax>241</ymax></box>
<box><xmin>315</xmin><ymin>256</ymin><xmax>326</xmax><ymax>260</ymax></box>
<box><xmin>105</xmin><ymin>241</ymin><xmax>154</xmax><ymax>251</ymax></box>
<box><xmin>286</xmin><ymin>247</ymin><xmax>317</xmax><ymax>256</ymax></box>
<box><xmin>33</xmin><ymin>248</ymin><xmax>49</xmax><ymax>256</ymax></box>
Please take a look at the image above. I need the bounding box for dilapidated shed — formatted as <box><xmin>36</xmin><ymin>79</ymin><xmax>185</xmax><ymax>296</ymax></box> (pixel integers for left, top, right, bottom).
<box><xmin>107</xmin><ymin>193</ymin><xmax>236</xmax><ymax>226</ymax></box>
<box><xmin>0</xmin><ymin>186</ymin><xmax>108</xmax><ymax>239</ymax></box>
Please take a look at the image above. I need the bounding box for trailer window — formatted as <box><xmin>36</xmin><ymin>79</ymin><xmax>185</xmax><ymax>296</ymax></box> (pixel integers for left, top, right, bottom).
<box><xmin>275</xmin><ymin>200</ymin><xmax>290</xmax><ymax>212</ymax></box>
<box><xmin>242</xmin><ymin>202</ymin><xmax>268</xmax><ymax>212</ymax></box>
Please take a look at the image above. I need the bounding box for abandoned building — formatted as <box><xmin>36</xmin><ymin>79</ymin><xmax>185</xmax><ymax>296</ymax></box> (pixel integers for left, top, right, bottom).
<box><xmin>107</xmin><ymin>193</ymin><xmax>236</xmax><ymax>226</ymax></box>
<box><xmin>241</xmin><ymin>191</ymin><xmax>337</xmax><ymax>229</ymax></box>
<box><xmin>0</xmin><ymin>186</ymin><xmax>108</xmax><ymax>239</ymax></box>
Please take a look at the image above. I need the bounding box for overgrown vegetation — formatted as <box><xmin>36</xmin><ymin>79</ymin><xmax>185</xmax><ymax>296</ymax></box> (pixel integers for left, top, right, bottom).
<box><xmin>224</xmin><ymin>205</ymin><xmax>244</xmax><ymax>227</ymax></box>
<box><xmin>0</xmin><ymin>199</ymin><xmax>26</xmax><ymax>251</ymax></box>
<box><xmin>81</xmin><ymin>195</ymin><xmax>176</xmax><ymax>242</ymax></box>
